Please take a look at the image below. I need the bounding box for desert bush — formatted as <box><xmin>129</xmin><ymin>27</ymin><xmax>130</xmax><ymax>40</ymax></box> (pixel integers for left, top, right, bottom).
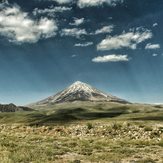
<box><xmin>158</xmin><ymin>139</ymin><xmax>163</xmax><ymax>147</ymax></box>
<box><xmin>86</xmin><ymin>123</ymin><xmax>93</xmax><ymax>130</ymax></box>
<box><xmin>144</xmin><ymin>126</ymin><xmax>153</xmax><ymax>131</ymax></box>
<box><xmin>111</xmin><ymin>122</ymin><xmax>122</xmax><ymax>130</ymax></box>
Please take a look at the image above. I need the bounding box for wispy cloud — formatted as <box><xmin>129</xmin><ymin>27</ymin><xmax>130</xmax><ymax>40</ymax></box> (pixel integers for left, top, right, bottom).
<box><xmin>97</xmin><ymin>28</ymin><xmax>152</xmax><ymax>51</ymax></box>
<box><xmin>69</xmin><ymin>18</ymin><xmax>85</xmax><ymax>26</ymax></box>
<box><xmin>152</xmin><ymin>53</ymin><xmax>159</xmax><ymax>57</ymax></box>
<box><xmin>0</xmin><ymin>4</ymin><xmax>58</xmax><ymax>43</ymax></box>
<box><xmin>95</xmin><ymin>25</ymin><xmax>114</xmax><ymax>35</ymax></box>
<box><xmin>74</xmin><ymin>42</ymin><xmax>93</xmax><ymax>47</ymax></box>
<box><xmin>92</xmin><ymin>54</ymin><xmax>129</xmax><ymax>63</ymax></box>
<box><xmin>33</xmin><ymin>6</ymin><xmax>72</xmax><ymax>16</ymax></box>
<box><xmin>71</xmin><ymin>54</ymin><xmax>78</xmax><ymax>57</ymax></box>
<box><xmin>145</xmin><ymin>43</ymin><xmax>160</xmax><ymax>50</ymax></box>
<box><xmin>60</xmin><ymin>28</ymin><xmax>87</xmax><ymax>38</ymax></box>
<box><xmin>42</xmin><ymin>0</ymin><xmax>123</xmax><ymax>7</ymax></box>
<box><xmin>153</xmin><ymin>23</ymin><xmax>158</xmax><ymax>27</ymax></box>
<box><xmin>48</xmin><ymin>0</ymin><xmax>73</xmax><ymax>4</ymax></box>
<box><xmin>77</xmin><ymin>0</ymin><xmax>123</xmax><ymax>8</ymax></box>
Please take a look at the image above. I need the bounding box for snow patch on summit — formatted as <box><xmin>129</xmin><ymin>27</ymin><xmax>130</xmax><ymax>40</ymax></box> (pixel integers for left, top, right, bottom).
<box><xmin>63</xmin><ymin>81</ymin><xmax>108</xmax><ymax>98</ymax></box>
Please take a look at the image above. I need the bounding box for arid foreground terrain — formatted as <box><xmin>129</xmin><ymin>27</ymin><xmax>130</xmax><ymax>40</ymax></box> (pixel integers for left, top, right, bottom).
<box><xmin>0</xmin><ymin>102</ymin><xmax>163</xmax><ymax>163</ymax></box>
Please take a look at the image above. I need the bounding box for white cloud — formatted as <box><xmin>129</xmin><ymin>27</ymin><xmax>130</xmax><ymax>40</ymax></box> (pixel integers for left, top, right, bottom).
<box><xmin>0</xmin><ymin>0</ymin><xmax>8</xmax><ymax>5</ymax></box>
<box><xmin>37</xmin><ymin>0</ymin><xmax>123</xmax><ymax>7</ymax></box>
<box><xmin>95</xmin><ymin>25</ymin><xmax>114</xmax><ymax>34</ymax></box>
<box><xmin>78</xmin><ymin>0</ymin><xmax>123</xmax><ymax>8</ymax></box>
<box><xmin>70</xmin><ymin>18</ymin><xmax>85</xmax><ymax>26</ymax></box>
<box><xmin>74</xmin><ymin>42</ymin><xmax>93</xmax><ymax>47</ymax></box>
<box><xmin>92</xmin><ymin>54</ymin><xmax>129</xmax><ymax>63</ymax></box>
<box><xmin>1</xmin><ymin>0</ymin><xmax>8</xmax><ymax>4</ymax></box>
<box><xmin>60</xmin><ymin>28</ymin><xmax>87</xmax><ymax>38</ymax></box>
<box><xmin>33</xmin><ymin>6</ymin><xmax>72</xmax><ymax>16</ymax></box>
<box><xmin>71</xmin><ymin>54</ymin><xmax>77</xmax><ymax>57</ymax></box>
<box><xmin>49</xmin><ymin>0</ymin><xmax>73</xmax><ymax>4</ymax></box>
<box><xmin>152</xmin><ymin>53</ymin><xmax>158</xmax><ymax>57</ymax></box>
<box><xmin>145</xmin><ymin>43</ymin><xmax>160</xmax><ymax>50</ymax></box>
<box><xmin>97</xmin><ymin>28</ymin><xmax>152</xmax><ymax>51</ymax></box>
<box><xmin>153</xmin><ymin>23</ymin><xmax>158</xmax><ymax>27</ymax></box>
<box><xmin>0</xmin><ymin>4</ymin><xmax>58</xmax><ymax>43</ymax></box>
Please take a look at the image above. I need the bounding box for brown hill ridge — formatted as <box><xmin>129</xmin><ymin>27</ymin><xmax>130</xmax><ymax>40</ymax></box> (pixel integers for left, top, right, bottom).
<box><xmin>0</xmin><ymin>103</ymin><xmax>33</xmax><ymax>112</ymax></box>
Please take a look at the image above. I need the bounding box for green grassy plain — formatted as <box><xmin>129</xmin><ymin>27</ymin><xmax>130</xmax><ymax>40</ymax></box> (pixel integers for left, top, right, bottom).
<box><xmin>0</xmin><ymin>102</ymin><xmax>163</xmax><ymax>162</ymax></box>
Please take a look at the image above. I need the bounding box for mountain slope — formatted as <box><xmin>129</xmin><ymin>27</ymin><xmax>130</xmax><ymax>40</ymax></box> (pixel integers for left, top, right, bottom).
<box><xmin>34</xmin><ymin>81</ymin><xmax>128</xmax><ymax>105</ymax></box>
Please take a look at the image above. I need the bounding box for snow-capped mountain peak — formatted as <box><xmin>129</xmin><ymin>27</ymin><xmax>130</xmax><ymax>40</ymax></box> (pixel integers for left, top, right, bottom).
<box><xmin>35</xmin><ymin>81</ymin><xmax>128</xmax><ymax>105</ymax></box>
<box><xmin>65</xmin><ymin>81</ymin><xmax>107</xmax><ymax>97</ymax></box>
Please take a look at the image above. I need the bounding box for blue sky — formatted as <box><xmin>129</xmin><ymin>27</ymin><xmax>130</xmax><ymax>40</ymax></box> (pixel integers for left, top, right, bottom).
<box><xmin>0</xmin><ymin>0</ymin><xmax>163</xmax><ymax>105</ymax></box>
